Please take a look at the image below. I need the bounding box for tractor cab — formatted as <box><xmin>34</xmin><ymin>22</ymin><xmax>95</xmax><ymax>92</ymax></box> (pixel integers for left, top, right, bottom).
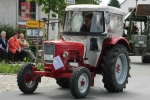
<box><xmin>62</xmin><ymin>5</ymin><xmax>126</xmax><ymax>66</ymax></box>
<box><xmin>63</xmin><ymin>5</ymin><xmax>125</xmax><ymax>36</ymax></box>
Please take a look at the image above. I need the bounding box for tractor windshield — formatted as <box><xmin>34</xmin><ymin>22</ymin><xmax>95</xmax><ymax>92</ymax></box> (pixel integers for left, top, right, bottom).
<box><xmin>63</xmin><ymin>11</ymin><xmax>105</xmax><ymax>35</ymax></box>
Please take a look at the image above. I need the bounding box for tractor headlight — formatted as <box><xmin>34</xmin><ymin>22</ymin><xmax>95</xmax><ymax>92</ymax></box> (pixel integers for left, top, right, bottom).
<box><xmin>62</xmin><ymin>51</ymin><xmax>69</xmax><ymax>58</ymax></box>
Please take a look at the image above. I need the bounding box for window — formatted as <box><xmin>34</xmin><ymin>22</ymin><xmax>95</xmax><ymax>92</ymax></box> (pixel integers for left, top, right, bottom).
<box><xmin>106</xmin><ymin>13</ymin><xmax>123</xmax><ymax>34</ymax></box>
<box><xmin>18</xmin><ymin>0</ymin><xmax>36</xmax><ymax>22</ymax></box>
<box><xmin>64</xmin><ymin>11</ymin><xmax>104</xmax><ymax>33</ymax></box>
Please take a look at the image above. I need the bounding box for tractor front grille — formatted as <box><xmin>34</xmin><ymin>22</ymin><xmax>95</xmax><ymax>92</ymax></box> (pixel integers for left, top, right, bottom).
<box><xmin>43</xmin><ymin>42</ymin><xmax>55</xmax><ymax>64</ymax></box>
<box><xmin>135</xmin><ymin>35</ymin><xmax>147</xmax><ymax>48</ymax></box>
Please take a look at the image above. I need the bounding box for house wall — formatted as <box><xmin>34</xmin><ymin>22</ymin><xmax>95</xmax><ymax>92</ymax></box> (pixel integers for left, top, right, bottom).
<box><xmin>0</xmin><ymin>0</ymin><xmax>59</xmax><ymax>40</ymax></box>
<box><xmin>0</xmin><ymin>0</ymin><xmax>17</xmax><ymax>27</ymax></box>
<box><xmin>120</xmin><ymin>0</ymin><xmax>150</xmax><ymax>13</ymax></box>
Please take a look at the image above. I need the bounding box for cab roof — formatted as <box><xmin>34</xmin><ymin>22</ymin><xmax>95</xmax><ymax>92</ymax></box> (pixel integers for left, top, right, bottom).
<box><xmin>65</xmin><ymin>4</ymin><xmax>126</xmax><ymax>15</ymax></box>
<box><xmin>124</xmin><ymin>4</ymin><xmax>150</xmax><ymax>22</ymax></box>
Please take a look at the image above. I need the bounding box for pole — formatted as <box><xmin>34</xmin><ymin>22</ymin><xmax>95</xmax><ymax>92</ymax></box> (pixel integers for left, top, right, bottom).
<box><xmin>47</xmin><ymin>3</ymin><xmax>50</xmax><ymax>40</ymax></box>
<box><xmin>136</xmin><ymin>0</ymin><xmax>138</xmax><ymax>6</ymax></box>
<box><xmin>141</xmin><ymin>21</ymin><xmax>142</xmax><ymax>35</ymax></box>
<box><xmin>36</xmin><ymin>20</ymin><xmax>40</xmax><ymax>65</ymax></box>
<box><xmin>47</xmin><ymin>13</ymin><xmax>50</xmax><ymax>40</ymax></box>
<box><xmin>43</xmin><ymin>23</ymin><xmax>45</xmax><ymax>41</ymax></box>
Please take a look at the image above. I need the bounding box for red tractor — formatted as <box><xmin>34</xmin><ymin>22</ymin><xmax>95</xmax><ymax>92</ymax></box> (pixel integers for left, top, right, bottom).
<box><xmin>17</xmin><ymin>5</ymin><xmax>131</xmax><ymax>99</ymax></box>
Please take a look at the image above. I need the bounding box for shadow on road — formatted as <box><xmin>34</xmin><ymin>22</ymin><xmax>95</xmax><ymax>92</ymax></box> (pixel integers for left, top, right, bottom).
<box><xmin>16</xmin><ymin>87</ymin><xmax>134</xmax><ymax>100</ymax></box>
<box><xmin>19</xmin><ymin>92</ymin><xmax>43</xmax><ymax>96</ymax></box>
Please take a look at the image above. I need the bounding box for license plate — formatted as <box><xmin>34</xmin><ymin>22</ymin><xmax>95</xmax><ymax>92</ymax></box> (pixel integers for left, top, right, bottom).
<box><xmin>44</xmin><ymin>54</ymin><xmax>53</xmax><ymax>61</ymax></box>
<box><xmin>139</xmin><ymin>41</ymin><xmax>144</xmax><ymax>44</ymax></box>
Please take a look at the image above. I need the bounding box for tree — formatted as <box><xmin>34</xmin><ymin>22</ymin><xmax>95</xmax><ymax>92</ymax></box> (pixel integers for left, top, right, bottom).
<box><xmin>27</xmin><ymin>0</ymin><xmax>67</xmax><ymax>40</ymax></box>
<box><xmin>93</xmin><ymin>0</ymin><xmax>102</xmax><ymax>4</ymax></box>
<box><xmin>76</xmin><ymin>0</ymin><xmax>101</xmax><ymax>5</ymax></box>
<box><xmin>108</xmin><ymin>0</ymin><xmax>120</xmax><ymax>8</ymax></box>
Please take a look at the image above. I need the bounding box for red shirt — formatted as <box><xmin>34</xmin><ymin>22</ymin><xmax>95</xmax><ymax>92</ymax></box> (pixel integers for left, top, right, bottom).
<box><xmin>8</xmin><ymin>37</ymin><xmax>20</xmax><ymax>54</ymax></box>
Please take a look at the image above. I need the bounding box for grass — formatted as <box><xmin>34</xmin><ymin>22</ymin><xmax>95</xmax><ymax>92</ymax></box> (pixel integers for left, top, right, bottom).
<box><xmin>0</xmin><ymin>63</ymin><xmax>20</xmax><ymax>74</ymax></box>
<box><xmin>0</xmin><ymin>63</ymin><xmax>44</xmax><ymax>74</ymax></box>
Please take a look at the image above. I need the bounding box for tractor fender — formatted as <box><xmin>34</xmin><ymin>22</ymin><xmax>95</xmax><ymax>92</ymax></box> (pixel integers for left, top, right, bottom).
<box><xmin>102</xmin><ymin>36</ymin><xmax>130</xmax><ymax>52</ymax></box>
<box><xmin>95</xmin><ymin>36</ymin><xmax>130</xmax><ymax>74</ymax></box>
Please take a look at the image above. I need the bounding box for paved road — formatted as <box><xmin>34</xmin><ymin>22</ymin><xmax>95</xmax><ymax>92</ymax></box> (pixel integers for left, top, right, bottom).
<box><xmin>0</xmin><ymin>56</ymin><xmax>150</xmax><ymax>100</ymax></box>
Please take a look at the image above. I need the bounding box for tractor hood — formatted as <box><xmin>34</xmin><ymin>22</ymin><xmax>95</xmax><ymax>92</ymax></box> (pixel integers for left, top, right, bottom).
<box><xmin>43</xmin><ymin>40</ymin><xmax>84</xmax><ymax>63</ymax></box>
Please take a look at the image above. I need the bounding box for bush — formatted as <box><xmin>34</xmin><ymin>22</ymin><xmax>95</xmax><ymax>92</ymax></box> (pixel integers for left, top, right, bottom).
<box><xmin>0</xmin><ymin>22</ymin><xmax>25</xmax><ymax>39</ymax></box>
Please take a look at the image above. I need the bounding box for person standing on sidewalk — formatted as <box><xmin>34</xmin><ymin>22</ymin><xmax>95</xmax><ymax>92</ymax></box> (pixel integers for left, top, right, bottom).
<box><xmin>0</xmin><ymin>31</ymin><xmax>13</xmax><ymax>64</ymax></box>
<box><xmin>18</xmin><ymin>33</ymin><xmax>36</xmax><ymax>62</ymax></box>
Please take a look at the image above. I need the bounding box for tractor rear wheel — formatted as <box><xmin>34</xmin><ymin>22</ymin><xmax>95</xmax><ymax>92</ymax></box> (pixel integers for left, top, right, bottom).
<box><xmin>70</xmin><ymin>67</ymin><xmax>91</xmax><ymax>98</ymax></box>
<box><xmin>142</xmin><ymin>56</ymin><xmax>150</xmax><ymax>63</ymax></box>
<box><xmin>17</xmin><ymin>64</ymin><xmax>39</xmax><ymax>93</ymax></box>
<box><xmin>56</xmin><ymin>78</ymin><xmax>70</xmax><ymax>88</ymax></box>
<box><xmin>102</xmin><ymin>44</ymin><xmax>130</xmax><ymax>92</ymax></box>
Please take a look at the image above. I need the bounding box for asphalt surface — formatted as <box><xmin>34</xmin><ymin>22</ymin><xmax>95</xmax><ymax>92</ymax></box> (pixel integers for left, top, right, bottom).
<box><xmin>0</xmin><ymin>56</ymin><xmax>150</xmax><ymax>100</ymax></box>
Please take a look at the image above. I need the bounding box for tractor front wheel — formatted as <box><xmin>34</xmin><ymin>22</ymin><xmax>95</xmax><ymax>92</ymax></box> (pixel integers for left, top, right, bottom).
<box><xmin>17</xmin><ymin>64</ymin><xmax>39</xmax><ymax>93</ymax></box>
<box><xmin>70</xmin><ymin>67</ymin><xmax>91</xmax><ymax>98</ymax></box>
<box><xmin>102</xmin><ymin>44</ymin><xmax>130</xmax><ymax>92</ymax></box>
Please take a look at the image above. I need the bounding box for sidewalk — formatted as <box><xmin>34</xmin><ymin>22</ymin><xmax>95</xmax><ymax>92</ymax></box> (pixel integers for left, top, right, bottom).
<box><xmin>0</xmin><ymin>74</ymin><xmax>56</xmax><ymax>93</ymax></box>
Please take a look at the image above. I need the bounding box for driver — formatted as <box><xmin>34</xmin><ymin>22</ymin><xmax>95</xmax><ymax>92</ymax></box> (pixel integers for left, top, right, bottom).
<box><xmin>80</xmin><ymin>14</ymin><xmax>93</xmax><ymax>32</ymax></box>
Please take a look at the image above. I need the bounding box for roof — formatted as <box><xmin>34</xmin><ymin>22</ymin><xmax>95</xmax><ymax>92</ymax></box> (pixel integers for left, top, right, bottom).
<box><xmin>65</xmin><ymin>4</ymin><xmax>126</xmax><ymax>15</ymax></box>
<box><xmin>120</xmin><ymin>0</ymin><xmax>126</xmax><ymax>6</ymax></box>
<box><xmin>124</xmin><ymin>12</ymin><xmax>148</xmax><ymax>22</ymax></box>
<box><xmin>124</xmin><ymin>4</ymin><xmax>150</xmax><ymax>21</ymax></box>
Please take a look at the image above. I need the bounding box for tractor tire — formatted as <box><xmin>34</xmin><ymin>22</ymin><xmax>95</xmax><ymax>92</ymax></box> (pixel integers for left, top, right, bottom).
<box><xmin>56</xmin><ymin>78</ymin><xmax>70</xmax><ymax>88</ymax></box>
<box><xmin>17</xmin><ymin>64</ymin><xmax>39</xmax><ymax>94</ymax></box>
<box><xmin>102</xmin><ymin>44</ymin><xmax>130</xmax><ymax>92</ymax></box>
<box><xmin>70</xmin><ymin>67</ymin><xmax>91</xmax><ymax>98</ymax></box>
<box><xmin>142</xmin><ymin>56</ymin><xmax>150</xmax><ymax>63</ymax></box>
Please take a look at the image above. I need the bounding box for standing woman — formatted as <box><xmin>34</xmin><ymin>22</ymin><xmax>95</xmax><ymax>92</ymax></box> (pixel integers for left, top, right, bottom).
<box><xmin>8</xmin><ymin>32</ymin><xmax>23</xmax><ymax>63</ymax></box>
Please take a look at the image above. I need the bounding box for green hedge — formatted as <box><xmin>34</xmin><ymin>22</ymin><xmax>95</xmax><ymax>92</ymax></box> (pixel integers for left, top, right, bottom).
<box><xmin>0</xmin><ymin>22</ymin><xmax>25</xmax><ymax>39</ymax></box>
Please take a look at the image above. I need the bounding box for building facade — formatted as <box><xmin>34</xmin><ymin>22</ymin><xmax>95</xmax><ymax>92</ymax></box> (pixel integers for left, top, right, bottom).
<box><xmin>120</xmin><ymin>0</ymin><xmax>149</xmax><ymax>13</ymax></box>
<box><xmin>0</xmin><ymin>0</ymin><xmax>59</xmax><ymax>40</ymax></box>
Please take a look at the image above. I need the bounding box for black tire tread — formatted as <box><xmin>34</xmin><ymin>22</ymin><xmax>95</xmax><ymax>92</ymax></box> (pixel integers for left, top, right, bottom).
<box><xmin>17</xmin><ymin>63</ymin><xmax>38</xmax><ymax>93</ymax></box>
<box><xmin>102</xmin><ymin>44</ymin><xmax>130</xmax><ymax>92</ymax></box>
<box><xmin>70</xmin><ymin>67</ymin><xmax>91</xmax><ymax>98</ymax></box>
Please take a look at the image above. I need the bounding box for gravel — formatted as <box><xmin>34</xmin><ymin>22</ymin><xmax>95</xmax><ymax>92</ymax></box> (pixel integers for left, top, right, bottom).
<box><xmin>0</xmin><ymin>74</ymin><xmax>56</xmax><ymax>93</ymax></box>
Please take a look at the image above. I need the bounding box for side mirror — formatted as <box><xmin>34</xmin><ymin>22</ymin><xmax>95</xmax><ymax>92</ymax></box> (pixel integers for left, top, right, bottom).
<box><xmin>105</xmin><ymin>16</ymin><xmax>110</xmax><ymax>24</ymax></box>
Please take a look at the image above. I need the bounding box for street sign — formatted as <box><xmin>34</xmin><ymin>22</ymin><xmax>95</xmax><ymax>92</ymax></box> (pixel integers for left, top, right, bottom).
<box><xmin>26</xmin><ymin>29</ymin><xmax>44</xmax><ymax>37</ymax></box>
<box><xmin>65</xmin><ymin>0</ymin><xmax>75</xmax><ymax>4</ymax></box>
<box><xmin>31</xmin><ymin>38</ymin><xmax>43</xmax><ymax>46</ymax></box>
<box><xmin>26</xmin><ymin>20</ymin><xmax>44</xmax><ymax>28</ymax></box>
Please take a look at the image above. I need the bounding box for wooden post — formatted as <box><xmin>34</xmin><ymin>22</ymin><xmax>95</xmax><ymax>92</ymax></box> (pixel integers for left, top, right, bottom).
<box><xmin>36</xmin><ymin>20</ymin><xmax>41</xmax><ymax>65</ymax></box>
